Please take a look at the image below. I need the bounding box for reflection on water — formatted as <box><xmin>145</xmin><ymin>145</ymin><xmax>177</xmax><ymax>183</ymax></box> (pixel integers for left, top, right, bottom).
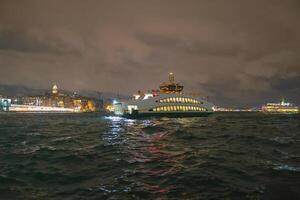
<box><xmin>0</xmin><ymin>113</ymin><xmax>299</xmax><ymax>199</ymax></box>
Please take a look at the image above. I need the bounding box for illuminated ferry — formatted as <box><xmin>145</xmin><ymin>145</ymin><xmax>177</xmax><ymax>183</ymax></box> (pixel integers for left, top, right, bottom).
<box><xmin>262</xmin><ymin>99</ymin><xmax>299</xmax><ymax>114</ymax></box>
<box><xmin>112</xmin><ymin>73</ymin><xmax>214</xmax><ymax>118</ymax></box>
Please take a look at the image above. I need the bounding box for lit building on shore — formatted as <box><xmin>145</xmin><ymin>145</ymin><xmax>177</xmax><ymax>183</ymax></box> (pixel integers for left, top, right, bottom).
<box><xmin>17</xmin><ymin>84</ymin><xmax>99</xmax><ymax>112</ymax></box>
<box><xmin>0</xmin><ymin>97</ymin><xmax>11</xmax><ymax>111</ymax></box>
<box><xmin>262</xmin><ymin>99</ymin><xmax>299</xmax><ymax>114</ymax></box>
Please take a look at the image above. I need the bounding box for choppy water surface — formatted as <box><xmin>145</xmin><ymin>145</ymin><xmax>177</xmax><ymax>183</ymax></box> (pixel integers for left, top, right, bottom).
<box><xmin>0</xmin><ymin>113</ymin><xmax>299</xmax><ymax>200</ymax></box>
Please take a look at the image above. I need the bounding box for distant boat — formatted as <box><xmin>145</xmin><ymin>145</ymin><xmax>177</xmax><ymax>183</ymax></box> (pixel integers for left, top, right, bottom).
<box><xmin>112</xmin><ymin>73</ymin><xmax>214</xmax><ymax>118</ymax></box>
<box><xmin>262</xmin><ymin>99</ymin><xmax>299</xmax><ymax>114</ymax></box>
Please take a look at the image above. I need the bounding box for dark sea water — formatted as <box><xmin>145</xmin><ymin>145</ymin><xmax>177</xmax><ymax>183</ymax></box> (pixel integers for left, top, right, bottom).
<box><xmin>0</xmin><ymin>112</ymin><xmax>299</xmax><ymax>200</ymax></box>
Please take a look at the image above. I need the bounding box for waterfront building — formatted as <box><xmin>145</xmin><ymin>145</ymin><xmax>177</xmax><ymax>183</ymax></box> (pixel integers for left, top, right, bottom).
<box><xmin>0</xmin><ymin>98</ymin><xmax>11</xmax><ymax>111</ymax></box>
<box><xmin>17</xmin><ymin>84</ymin><xmax>98</xmax><ymax>112</ymax></box>
<box><xmin>262</xmin><ymin>99</ymin><xmax>299</xmax><ymax>114</ymax></box>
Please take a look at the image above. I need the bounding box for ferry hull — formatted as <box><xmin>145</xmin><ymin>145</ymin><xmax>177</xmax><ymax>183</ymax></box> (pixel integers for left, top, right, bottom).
<box><xmin>122</xmin><ymin>111</ymin><xmax>213</xmax><ymax>119</ymax></box>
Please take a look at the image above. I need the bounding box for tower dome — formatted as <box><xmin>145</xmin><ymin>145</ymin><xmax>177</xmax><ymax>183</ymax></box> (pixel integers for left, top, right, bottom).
<box><xmin>52</xmin><ymin>84</ymin><xmax>58</xmax><ymax>95</ymax></box>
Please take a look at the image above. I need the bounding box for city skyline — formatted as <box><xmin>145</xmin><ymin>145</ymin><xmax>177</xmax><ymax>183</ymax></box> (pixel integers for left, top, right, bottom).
<box><xmin>0</xmin><ymin>0</ymin><xmax>300</xmax><ymax>106</ymax></box>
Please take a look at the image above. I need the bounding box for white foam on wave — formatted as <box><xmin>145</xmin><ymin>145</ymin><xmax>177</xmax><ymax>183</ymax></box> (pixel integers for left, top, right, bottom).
<box><xmin>274</xmin><ymin>164</ymin><xmax>300</xmax><ymax>172</ymax></box>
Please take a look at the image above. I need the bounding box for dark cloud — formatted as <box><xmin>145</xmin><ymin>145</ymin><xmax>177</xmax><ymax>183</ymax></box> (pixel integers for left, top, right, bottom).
<box><xmin>137</xmin><ymin>32</ymin><xmax>241</xmax><ymax>57</ymax></box>
<box><xmin>0</xmin><ymin>0</ymin><xmax>299</xmax><ymax>106</ymax></box>
<box><xmin>0</xmin><ymin>28</ymin><xmax>82</xmax><ymax>55</ymax></box>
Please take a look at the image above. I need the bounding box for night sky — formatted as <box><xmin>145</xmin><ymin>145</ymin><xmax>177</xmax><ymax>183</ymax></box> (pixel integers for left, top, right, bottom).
<box><xmin>0</xmin><ymin>0</ymin><xmax>299</xmax><ymax>106</ymax></box>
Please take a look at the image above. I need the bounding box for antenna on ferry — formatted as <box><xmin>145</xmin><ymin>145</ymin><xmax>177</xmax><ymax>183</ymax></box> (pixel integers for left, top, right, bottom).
<box><xmin>169</xmin><ymin>72</ymin><xmax>175</xmax><ymax>83</ymax></box>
